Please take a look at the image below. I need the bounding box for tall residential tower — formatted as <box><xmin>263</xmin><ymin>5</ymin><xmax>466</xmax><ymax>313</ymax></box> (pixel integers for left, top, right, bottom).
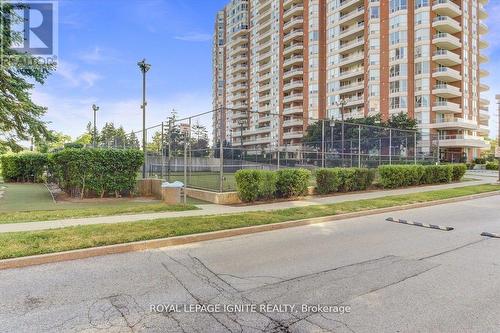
<box><xmin>212</xmin><ymin>0</ymin><xmax>490</xmax><ymax>161</ymax></box>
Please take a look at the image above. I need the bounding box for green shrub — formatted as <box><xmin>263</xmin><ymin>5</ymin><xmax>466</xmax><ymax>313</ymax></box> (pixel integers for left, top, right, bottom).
<box><xmin>235</xmin><ymin>169</ymin><xmax>261</xmax><ymax>202</ymax></box>
<box><xmin>50</xmin><ymin>148</ymin><xmax>143</xmax><ymax>198</ymax></box>
<box><xmin>421</xmin><ymin>165</ymin><xmax>453</xmax><ymax>184</ymax></box>
<box><xmin>315</xmin><ymin>169</ymin><xmax>341</xmax><ymax>194</ymax></box>
<box><xmin>486</xmin><ymin>161</ymin><xmax>499</xmax><ymax>170</ymax></box>
<box><xmin>0</xmin><ymin>152</ymin><xmax>48</xmax><ymax>183</ymax></box>
<box><xmin>316</xmin><ymin>168</ymin><xmax>375</xmax><ymax>194</ymax></box>
<box><xmin>378</xmin><ymin>165</ymin><xmax>424</xmax><ymax>189</ymax></box>
<box><xmin>258</xmin><ymin>170</ymin><xmax>277</xmax><ymax>200</ymax></box>
<box><xmin>276</xmin><ymin>168</ymin><xmax>311</xmax><ymax>198</ymax></box>
<box><xmin>450</xmin><ymin>164</ymin><xmax>467</xmax><ymax>181</ymax></box>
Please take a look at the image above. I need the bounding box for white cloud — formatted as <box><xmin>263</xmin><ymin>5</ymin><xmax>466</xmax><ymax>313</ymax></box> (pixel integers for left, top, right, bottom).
<box><xmin>174</xmin><ymin>32</ymin><xmax>212</xmax><ymax>42</ymax></box>
<box><xmin>55</xmin><ymin>61</ymin><xmax>103</xmax><ymax>88</ymax></box>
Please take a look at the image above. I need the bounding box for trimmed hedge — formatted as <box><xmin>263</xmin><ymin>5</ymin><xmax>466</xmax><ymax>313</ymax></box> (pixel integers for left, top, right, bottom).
<box><xmin>235</xmin><ymin>169</ymin><xmax>278</xmax><ymax>202</ymax></box>
<box><xmin>276</xmin><ymin>168</ymin><xmax>311</xmax><ymax>198</ymax></box>
<box><xmin>316</xmin><ymin>168</ymin><xmax>375</xmax><ymax>194</ymax></box>
<box><xmin>378</xmin><ymin>164</ymin><xmax>464</xmax><ymax>188</ymax></box>
<box><xmin>378</xmin><ymin>165</ymin><xmax>424</xmax><ymax>189</ymax></box>
<box><xmin>421</xmin><ymin>165</ymin><xmax>453</xmax><ymax>184</ymax></box>
<box><xmin>0</xmin><ymin>152</ymin><xmax>49</xmax><ymax>183</ymax></box>
<box><xmin>451</xmin><ymin>164</ymin><xmax>467</xmax><ymax>181</ymax></box>
<box><xmin>50</xmin><ymin>148</ymin><xmax>144</xmax><ymax>198</ymax></box>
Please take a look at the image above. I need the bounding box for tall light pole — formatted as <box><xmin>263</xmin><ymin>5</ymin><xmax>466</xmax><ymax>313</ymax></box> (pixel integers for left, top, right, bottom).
<box><xmin>496</xmin><ymin>94</ymin><xmax>500</xmax><ymax>182</ymax></box>
<box><xmin>138</xmin><ymin>59</ymin><xmax>151</xmax><ymax>179</ymax></box>
<box><xmin>335</xmin><ymin>98</ymin><xmax>347</xmax><ymax>165</ymax></box>
<box><xmin>92</xmin><ymin>104</ymin><xmax>99</xmax><ymax>148</ymax></box>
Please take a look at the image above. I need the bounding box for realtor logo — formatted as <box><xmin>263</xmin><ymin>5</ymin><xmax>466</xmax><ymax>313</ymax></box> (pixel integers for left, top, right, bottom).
<box><xmin>1</xmin><ymin>0</ymin><xmax>58</xmax><ymax>65</ymax></box>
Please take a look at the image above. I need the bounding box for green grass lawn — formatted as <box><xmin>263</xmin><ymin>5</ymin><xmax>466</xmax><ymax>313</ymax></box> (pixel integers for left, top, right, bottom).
<box><xmin>1</xmin><ymin>183</ymin><xmax>498</xmax><ymax>260</ymax></box>
<box><xmin>0</xmin><ymin>183</ymin><xmax>198</xmax><ymax>223</ymax></box>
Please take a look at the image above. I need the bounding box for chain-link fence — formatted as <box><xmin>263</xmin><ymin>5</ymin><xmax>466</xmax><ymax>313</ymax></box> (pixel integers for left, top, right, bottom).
<box><xmin>107</xmin><ymin>108</ymin><xmax>439</xmax><ymax>193</ymax></box>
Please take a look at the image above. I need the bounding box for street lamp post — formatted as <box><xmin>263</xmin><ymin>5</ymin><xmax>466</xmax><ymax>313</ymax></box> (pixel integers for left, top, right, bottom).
<box><xmin>138</xmin><ymin>59</ymin><xmax>151</xmax><ymax>179</ymax></box>
<box><xmin>335</xmin><ymin>98</ymin><xmax>347</xmax><ymax>165</ymax></box>
<box><xmin>496</xmin><ymin>94</ymin><xmax>500</xmax><ymax>182</ymax></box>
<box><xmin>92</xmin><ymin>104</ymin><xmax>99</xmax><ymax>148</ymax></box>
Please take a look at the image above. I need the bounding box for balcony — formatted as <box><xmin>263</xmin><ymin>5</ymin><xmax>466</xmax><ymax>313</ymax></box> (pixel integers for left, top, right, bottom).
<box><xmin>283</xmin><ymin>118</ymin><xmax>304</xmax><ymax>127</ymax></box>
<box><xmin>283</xmin><ymin>4</ymin><xmax>303</xmax><ymax>19</ymax></box>
<box><xmin>480</xmin><ymin>69</ymin><xmax>489</xmax><ymax>78</ymax></box>
<box><xmin>245</xmin><ymin>137</ymin><xmax>272</xmax><ymax>145</ymax></box>
<box><xmin>337</xmin><ymin>82</ymin><xmax>364</xmax><ymax>94</ymax></box>
<box><xmin>338</xmin><ymin>37</ymin><xmax>364</xmax><ymax>53</ymax></box>
<box><xmin>433</xmin><ymin>84</ymin><xmax>461</xmax><ymax>98</ymax></box>
<box><xmin>437</xmin><ymin>135</ymin><xmax>489</xmax><ymax>149</ymax></box>
<box><xmin>283</xmin><ymin>106</ymin><xmax>303</xmax><ymax>115</ymax></box>
<box><xmin>480</xmin><ymin>108</ymin><xmax>490</xmax><ymax>119</ymax></box>
<box><xmin>337</xmin><ymin>67</ymin><xmax>364</xmax><ymax>80</ymax></box>
<box><xmin>430</xmin><ymin>118</ymin><xmax>478</xmax><ymax>130</ymax></box>
<box><xmin>479</xmin><ymin>83</ymin><xmax>489</xmax><ymax>92</ymax></box>
<box><xmin>432</xmin><ymin>50</ymin><xmax>461</xmax><ymax>66</ymax></box>
<box><xmin>478</xmin><ymin>5</ymin><xmax>488</xmax><ymax>20</ymax></box>
<box><xmin>478</xmin><ymin>22</ymin><xmax>488</xmax><ymax>35</ymax></box>
<box><xmin>479</xmin><ymin>54</ymin><xmax>489</xmax><ymax>64</ymax></box>
<box><xmin>258</xmin><ymin>83</ymin><xmax>271</xmax><ymax>93</ymax></box>
<box><xmin>338</xmin><ymin>52</ymin><xmax>364</xmax><ymax>66</ymax></box>
<box><xmin>432</xmin><ymin>67</ymin><xmax>461</xmax><ymax>82</ymax></box>
<box><xmin>258</xmin><ymin>50</ymin><xmax>272</xmax><ymax>62</ymax></box>
<box><xmin>433</xmin><ymin>101</ymin><xmax>461</xmax><ymax>114</ymax></box>
<box><xmin>244</xmin><ymin>126</ymin><xmax>272</xmax><ymax>136</ymax></box>
<box><xmin>338</xmin><ymin>22</ymin><xmax>364</xmax><ymax>39</ymax></box>
<box><xmin>259</xmin><ymin>72</ymin><xmax>272</xmax><ymax>82</ymax></box>
<box><xmin>283</xmin><ymin>17</ymin><xmax>304</xmax><ymax>32</ymax></box>
<box><xmin>283</xmin><ymin>68</ymin><xmax>304</xmax><ymax>79</ymax></box>
<box><xmin>283</xmin><ymin>29</ymin><xmax>304</xmax><ymax>42</ymax></box>
<box><xmin>433</xmin><ymin>32</ymin><xmax>461</xmax><ymax>50</ymax></box>
<box><xmin>283</xmin><ymin>55</ymin><xmax>304</xmax><ymax>68</ymax></box>
<box><xmin>480</xmin><ymin>98</ymin><xmax>489</xmax><ymax>106</ymax></box>
<box><xmin>283</xmin><ymin>80</ymin><xmax>303</xmax><ymax>91</ymax></box>
<box><xmin>231</xmin><ymin>84</ymin><xmax>248</xmax><ymax>93</ymax></box>
<box><xmin>258</xmin><ymin>115</ymin><xmax>273</xmax><ymax>123</ymax></box>
<box><xmin>283</xmin><ymin>131</ymin><xmax>303</xmax><ymax>139</ymax></box>
<box><xmin>283</xmin><ymin>43</ymin><xmax>303</xmax><ymax>55</ymax></box>
<box><xmin>432</xmin><ymin>0</ymin><xmax>461</xmax><ymax>18</ymax></box>
<box><xmin>478</xmin><ymin>124</ymin><xmax>489</xmax><ymax>135</ymax></box>
<box><xmin>432</xmin><ymin>16</ymin><xmax>461</xmax><ymax>34</ymax></box>
<box><xmin>344</xmin><ymin>95</ymin><xmax>364</xmax><ymax>107</ymax></box>
<box><xmin>283</xmin><ymin>93</ymin><xmax>303</xmax><ymax>103</ymax></box>
<box><xmin>338</xmin><ymin>6</ymin><xmax>364</xmax><ymax>25</ymax></box>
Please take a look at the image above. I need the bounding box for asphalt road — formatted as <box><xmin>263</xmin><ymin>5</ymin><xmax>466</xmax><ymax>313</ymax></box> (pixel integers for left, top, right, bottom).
<box><xmin>1</xmin><ymin>195</ymin><xmax>500</xmax><ymax>333</ymax></box>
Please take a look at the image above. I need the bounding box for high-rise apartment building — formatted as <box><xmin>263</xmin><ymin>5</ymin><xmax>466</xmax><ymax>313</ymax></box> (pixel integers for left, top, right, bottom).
<box><xmin>212</xmin><ymin>0</ymin><xmax>490</xmax><ymax>161</ymax></box>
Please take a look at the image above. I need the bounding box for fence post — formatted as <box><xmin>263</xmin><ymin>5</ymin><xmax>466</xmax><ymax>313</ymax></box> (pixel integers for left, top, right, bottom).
<box><xmin>414</xmin><ymin>131</ymin><xmax>417</xmax><ymax>165</ymax></box>
<box><xmin>277</xmin><ymin>145</ymin><xmax>280</xmax><ymax>170</ymax></box>
<box><xmin>219</xmin><ymin>107</ymin><xmax>225</xmax><ymax>193</ymax></box>
<box><xmin>183</xmin><ymin>118</ymin><xmax>191</xmax><ymax>204</ymax></box>
<box><xmin>358</xmin><ymin>124</ymin><xmax>361</xmax><ymax>168</ymax></box>
<box><xmin>168</xmin><ymin>120</ymin><xmax>172</xmax><ymax>182</ymax></box>
<box><xmin>160</xmin><ymin>121</ymin><xmax>164</xmax><ymax>179</ymax></box>
<box><xmin>389</xmin><ymin>128</ymin><xmax>392</xmax><ymax>165</ymax></box>
<box><xmin>321</xmin><ymin>119</ymin><xmax>325</xmax><ymax>168</ymax></box>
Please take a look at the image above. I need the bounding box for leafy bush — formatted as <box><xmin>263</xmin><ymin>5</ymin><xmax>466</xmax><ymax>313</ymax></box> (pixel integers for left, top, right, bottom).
<box><xmin>486</xmin><ymin>161</ymin><xmax>499</xmax><ymax>170</ymax></box>
<box><xmin>421</xmin><ymin>165</ymin><xmax>453</xmax><ymax>184</ymax></box>
<box><xmin>258</xmin><ymin>170</ymin><xmax>277</xmax><ymax>200</ymax></box>
<box><xmin>474</xmin><ymin>158</ymin><xmax>486</xmax><ymax>165</ymax></box>
<box><xmin>276</xmin><ymin>168</ymin><xmax>311</xmax><ymax>198</ymax></box>
<box><xmin>235</xmin><ymin>170</ymin><xmax>262</xmax><ymax>202</ymax></box>
<box><xmin>378</xmin><ymin>165</ymin><xmax>424</xmax><ymax>189</ymax></box>
<box><xmin>0</xmin><ymin>152</ymin><xmax>48</xmax><ymax>183</ymax></box>
<box><xmin>451</xmin><ymin>164</ymin><xmax>467</xmax><ymax>181</ymax></box>
<box><xmin>316</xmin><ymin>168</ymin><xmax>375</xmax><ymax>194</ymax></box>
<box><xmin>50</xmin><ymin>148</ymin><xmax>143</xmax><ymax>198</ymax></box>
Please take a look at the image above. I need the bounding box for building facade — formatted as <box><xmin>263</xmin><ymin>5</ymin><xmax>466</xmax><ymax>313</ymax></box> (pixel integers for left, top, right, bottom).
<box><xmin>212</xmin><ymin>0</ymin><xmax>490</xmax><ymax>161</ymax></box>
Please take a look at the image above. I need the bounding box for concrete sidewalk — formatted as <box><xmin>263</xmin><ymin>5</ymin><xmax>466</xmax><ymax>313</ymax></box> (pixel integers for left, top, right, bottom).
<box><xmin>0</xmin><ymin>175</ymin><xmax>494</xmax><ymax>234</ymax></box>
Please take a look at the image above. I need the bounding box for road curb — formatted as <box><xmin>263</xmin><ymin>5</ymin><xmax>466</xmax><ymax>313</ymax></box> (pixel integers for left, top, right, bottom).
<box><xmin>1</xmin><ymin>190</ymin><xmax>499</xmax><ymax>270</ymax></box>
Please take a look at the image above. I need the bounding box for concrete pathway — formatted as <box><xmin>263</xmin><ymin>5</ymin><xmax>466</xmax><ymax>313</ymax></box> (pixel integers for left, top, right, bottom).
<box><xmin>0</xmin><ymin>173</ymin><xmax>494</xmax><ymax>234</ymax></box>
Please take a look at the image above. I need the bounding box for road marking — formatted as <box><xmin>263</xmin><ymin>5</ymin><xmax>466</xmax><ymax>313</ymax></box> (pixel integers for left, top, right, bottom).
<box><xmin>480</xmin><ymin>232</ymin><xmax>500</xmax><ymax>238</ymax></box>
<box><xmin>386</xmin><ymin>217</ymin><xmax>454</xmax><ymax>231</ymax></box>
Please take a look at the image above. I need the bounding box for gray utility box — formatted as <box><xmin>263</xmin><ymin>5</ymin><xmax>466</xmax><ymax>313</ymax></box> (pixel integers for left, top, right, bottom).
<box><xmin>161</xmin><ymin>181</ymin><xmax>184</xmax><ymax>204</ymax></box>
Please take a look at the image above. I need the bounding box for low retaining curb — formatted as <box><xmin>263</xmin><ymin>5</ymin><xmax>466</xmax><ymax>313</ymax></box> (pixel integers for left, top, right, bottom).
<box><xmin>1</xmin><ymin>190</ymin><xmax>499</xmax><ymax>270</ymax></box>
<box><xmin>386</xmin><ymin>217</ymin><xmax>454</xmax><ymax>231</ymax></box>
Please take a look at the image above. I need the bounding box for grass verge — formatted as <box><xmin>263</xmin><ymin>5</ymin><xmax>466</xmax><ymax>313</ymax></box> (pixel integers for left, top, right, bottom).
<box><xmin>1</xmin><ymin>184</ymin><xmax>499</xmax><ymax>260</ymax></box>
<box><xmin>0</xmin><ymin>204</ymin><xmax>199</xmax><ymax>224</ymax></box>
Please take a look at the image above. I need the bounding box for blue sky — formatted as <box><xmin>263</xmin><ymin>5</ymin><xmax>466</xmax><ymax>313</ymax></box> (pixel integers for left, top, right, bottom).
<box><xmin>34</xmin><ymin>0</ymin><xmax>500</xmax><ymax>139</ymax></box>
